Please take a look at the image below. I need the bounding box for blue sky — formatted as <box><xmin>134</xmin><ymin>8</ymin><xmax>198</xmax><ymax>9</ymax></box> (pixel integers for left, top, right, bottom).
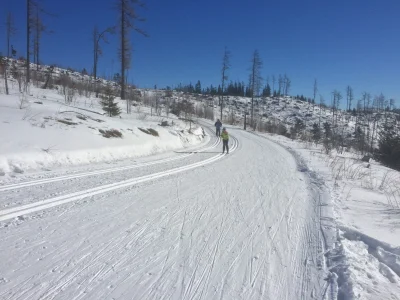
<box><xmin>2</xmin><ymin>0</ymin><xmax>400</xmax><ymax>105</ymax></box>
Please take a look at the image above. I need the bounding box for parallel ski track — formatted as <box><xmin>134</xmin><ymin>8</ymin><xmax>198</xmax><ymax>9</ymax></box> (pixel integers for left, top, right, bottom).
<box><xmin>0</xmin><ymin>136</ymin><xmax>238</xmax><ymax>222</ymax></box>
<box><xmin>0</xmin><ymin>137</ymin><xmax>221</xmax><ymax>193</ymax></box>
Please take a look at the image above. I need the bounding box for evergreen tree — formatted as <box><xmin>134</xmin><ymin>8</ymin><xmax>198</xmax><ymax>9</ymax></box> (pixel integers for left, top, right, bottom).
<box><xmin>322</xmin><ymin>122</ymin><xmax>333</xmax><ymax>152</ymax></box>
<box><xmin>266</xmin><ymin>83</ymin><xmax>271</xmax><ymax>97</ymax></box>
<box><xmin>377</xmin><ymin>124</ymin><xmax>400</xmax><ymax>170</ymax></box>
<box><xmin>113</xmin><ymin>73</ymin><xmax>121</xmax><ymax>84</ymax></box>
<box><xmin>100</xmin><ymin>85</ymin><xmax>121</xmax><ymax>117</ymax></box>
<box><xmin>195</xmin><ymin>80</ymin><xmax>201</xmax><ymax>94</ymax></box>
<box><xmin>290</xmin><ymin>118</ymin><xmax>305</xmax><ymax>139</ymax></box>
<box><xmin>262</xmin><ymin>85</ymin><xmax>267</xmax><ymax>97</ymax></box>
<box><xmin>210</xmin><ymin>85</ymin><xmax>217</xmax><ymax>95</ymax></box>
<box><xmin>311</xmin><ymin>123</ymin><xmax>321</xmax><ymax>145</ymax></box>
<box><xmin>188</xmin><ymin>82</ymin><xmax>194</xmax><ymax>93</ymax></box>
<box><xmin>354</xmin><ymin>126</ymin><xmax>366</xmax><ymax>153</ymax></box>
<box><xmin>323</xmin><ymin>122</ymin><xmax>332</xmax><ymax>139</ymax></box>
<box><xmin>217</xmin><ymin>85</ymin><xmax>222</xmax><ymax>95</ymax></box>
<box><xmin>245</xmin><ymin>86</ymin><xmax>252</xmax><ymax>97</ymax></box>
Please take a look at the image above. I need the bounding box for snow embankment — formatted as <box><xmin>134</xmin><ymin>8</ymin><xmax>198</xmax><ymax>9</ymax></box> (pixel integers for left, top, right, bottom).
<box><xmin>260</xmin><ymin>132</ymin><xmax>400</xmax><ymax>300</ymax></box>
<box><xmin>0</xmin><ymin>92</ymin><xmax>206</xmax><ymax>176</ymax></box>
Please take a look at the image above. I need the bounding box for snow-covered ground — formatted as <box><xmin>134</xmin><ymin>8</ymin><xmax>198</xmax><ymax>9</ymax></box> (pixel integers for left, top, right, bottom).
<box><xmin>0</xmin><ymin>122</ymin><xmax>328</xmax><ymax>299</ymax></box>
<box><xmin>0</xmin><ymin>86</ymin><xmax>205</xmax><ymax>177</ymax></box>
<box><xmin>262</xmin><ymin>132</ymin><xmax>400</xmax><ymax>300</ymax></box>
<box><xmin>1</xmin><ymin>67</ymin><xmax>399</xmax><ymax>299</ymax></box>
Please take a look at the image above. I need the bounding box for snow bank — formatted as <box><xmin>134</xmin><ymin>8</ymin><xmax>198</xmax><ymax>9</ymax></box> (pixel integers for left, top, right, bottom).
<box><xmin>257</xmin><ymin>132</ymin><xmax>400</xmax><ymax>299</ymax></box>
<box><xmin>0</xmin><ymin>89</ymin><xmax>205</xmax><ymax>176</ymax></box>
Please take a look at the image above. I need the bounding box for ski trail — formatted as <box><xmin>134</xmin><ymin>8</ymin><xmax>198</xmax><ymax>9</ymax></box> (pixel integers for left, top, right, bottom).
<box><xmin>0</xmin><ymin>137</ymin><xmax>238</xmax><ymax>222</ymax></box>
<box><xmin>0</xmin><ymin>137</ymin><xmax>221</xmax><ymax>192</ymax></box>
<box><xmin>0</xmin><ymin>128</ymin><xmax>325</xmax><ymax>300</ymax></box>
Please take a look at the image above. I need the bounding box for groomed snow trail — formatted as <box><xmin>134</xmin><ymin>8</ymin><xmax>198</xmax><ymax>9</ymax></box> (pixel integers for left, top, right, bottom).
<box><xmin>0</xmin><ymin>127</ymin><xmax>324</xmax><ymax>300</ymax></box>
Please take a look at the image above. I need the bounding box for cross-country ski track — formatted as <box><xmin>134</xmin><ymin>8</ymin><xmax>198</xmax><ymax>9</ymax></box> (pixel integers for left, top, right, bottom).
<box><xmin>0</xmin><ymin>125</ymin><xmax>327</xmax><ymax>300</ymax></box>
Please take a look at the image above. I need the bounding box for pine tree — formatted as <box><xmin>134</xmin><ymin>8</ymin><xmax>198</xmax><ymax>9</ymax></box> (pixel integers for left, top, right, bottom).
<box><xmin>266</xmin><ymin>83</ymin><xmax>271</xmax><ymax>97</ymax></box>
<box><xmin>354</xmin><ymin>126</ymin><xmax>366</xmax><ymax>154</ymax></box>
<box><xmin>195</xmin><ymin>80</ymin><xmax>201</xmax><ymax>94</ymax></box>
<box><xmin>323</xmin><ymin>122</ymin><xmax>332</xmax><ymax>139</ymax></box>
<box><xmin>311</xmin><ymin>123</ymin><xmax>321</xmax><ymax>145</ymax></box>
<box><xmin>377</xmin><ymin>124</ymin><xmax>400</xmax><ymax>170</ymax></box>
<box><xmin>100</xmin><ymin>85</ymin><xmax>121</xmax><ymax>117</ymax></box>
<box><xmin>323</xmin><ymin>122</ymin><xmax>333</xmax><ymax>153</ymax></box>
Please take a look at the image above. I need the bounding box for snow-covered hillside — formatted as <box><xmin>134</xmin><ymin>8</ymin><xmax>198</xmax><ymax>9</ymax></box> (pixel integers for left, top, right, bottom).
<box><xmin>0</xmin><ymin>83</ymin><xmax>205</xmax><ymax>177</ymax></box>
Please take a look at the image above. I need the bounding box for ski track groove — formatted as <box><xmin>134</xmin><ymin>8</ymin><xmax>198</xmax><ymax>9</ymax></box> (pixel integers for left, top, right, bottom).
<box><xmin>201</xmin><ymin>202</ymin><xmax>233</xmax><ymax>300</ymax></box>
<box><xmin>0</xmin><ymin>137</ymin><xmax>221</xmax><ymax>193</ymax></box>
<box><xmin>0</xmin><ymin>137</ymin><xmax>238</xmax><ymax>223</ymax></box>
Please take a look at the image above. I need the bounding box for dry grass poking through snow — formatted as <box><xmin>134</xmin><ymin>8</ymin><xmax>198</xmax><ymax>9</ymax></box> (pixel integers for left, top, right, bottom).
<box><xmin>138</xmin><ymin>128</ymin><xmax>159</xmax><ymax>137</ymax></box>
<box><xmin>98</xmin><ymin>129</ymin><xmax>123</xmax><ymax>138</ymax></box>
<box><xmin>327</xmin><ymin>155</ymin><xmax>400</xmax><ymax>208</ymax></box>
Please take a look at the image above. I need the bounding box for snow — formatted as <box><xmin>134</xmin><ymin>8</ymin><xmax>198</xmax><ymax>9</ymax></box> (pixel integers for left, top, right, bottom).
<box><xmin>261</xmin><ymin>132</ymin><xmax>400</xmax><ymax>299</ymax></box>
<box><xmin>1</xmin><ymin>65</ymin><xmax>399</xmax><ymax>299</ymax></box>
<box><xmin>0</xmin><ymin>123</ymin><xmax>326</xmax><ymax>299</ymax></box>
<box><xmin>0</xmin><ymin>87</ymin><xmax>205</xmax><ymax>177</ymax></box>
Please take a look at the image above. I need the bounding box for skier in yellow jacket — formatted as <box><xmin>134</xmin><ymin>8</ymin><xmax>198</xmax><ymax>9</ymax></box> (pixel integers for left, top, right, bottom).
<box><xmin>220</xmin><ymin>127</ymin><xmax>229</xmax><ymax>154</ymax></box>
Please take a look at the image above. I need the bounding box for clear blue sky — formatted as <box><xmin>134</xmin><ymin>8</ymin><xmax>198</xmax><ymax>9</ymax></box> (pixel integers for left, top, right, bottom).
<box><xmin>2</xmin><ymin>0</ymin><xmax>400</xmax><ymax>105</ymax></box>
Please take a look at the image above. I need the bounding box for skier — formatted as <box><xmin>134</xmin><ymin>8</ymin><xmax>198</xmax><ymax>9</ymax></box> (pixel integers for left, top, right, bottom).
<box><xmin>215</xmin><ymin>119</ymin><xmax>222</xmax><ymax>137</ymax></box>
<box><xmin>221</xmin><ymin>127</ymin><xmax>229</xmax><ymax>154</ymax></box>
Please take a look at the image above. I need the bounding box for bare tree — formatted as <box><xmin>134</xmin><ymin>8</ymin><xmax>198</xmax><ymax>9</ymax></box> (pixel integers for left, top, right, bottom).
<box><xmin>32</xmin><ymin>4</ymin><xmax>55</xmax><ymax>74</ymax></box>
<box><xmin>313</xmin><ymin>79</ymin><xmax>318</xmax><ymax>104</ymax></box>
<box><xmin>332</xmin><ymin>90</ymin><xmax>342</xmax><ymax>126</ymax></box>
<box><xmin>390</xmin><ymin>98</ymin><xmax>395</xmax><ymax>110</ymax></box>
<box><xmin>249</xmin><ymin>50</ymin><xmax>263</xmax><ymax>129</ymax></box>
<box><xmin>284</xmin><ymin>74</ymin><xmax>291</xmax><ymax>96</ymax></box>
<box><xmin>346</xmin><ymin>85</ymin><xmax>354</xmax><ymax>111</ymax></box>
<box><xmin>32</xmin><ymin>5</ymin><xmax>43</xmax><ymax>72</ymax></box>
<box><xmin>93</xmin><ymin>25</ymin><xmax>114</xmax><ymax>97</ymax></box>
<box><xmin>6</xmin><ymin>12</ymin><xmax>17</xmax><ymax>58</ymax></box>
<box><xmin>278</xmin><ymin>74</ymin><xmax>283</xmax><ymax>96</ymax></box>
<box><xmin>220</xmin><ymin>46</ymin><xmax>231</xmax><ymax>120</ymax></box>
<box><xmin>272</xmin><ymin>75</ymin><xmax>276</xmax><ymax>96</ymax></box>
<box><xmin>374</xmin><ymin>93</ymin><xmax>385</xmax><ymax>112</ymax></box>
<box><xmin>366</xmin><ymin>92</ymin><xmax>371</xmax><ymax>112</ymax></box>
<box><xmin>26</xmin><ymin>0</ymin><xmax>42</xmax><ymax>84</ymax></box>
<box><xmin>319</xmin><ymin>94</ymin><xmax>325</xmax><ymax>126</ymax></box>
<box><xmin>362</xmin><ymin>91</ymin><xmax>367</xmax><ymax>112</ymax></box>
<box><xmin>1</xmin><ymin>57</ymin><xmax>9</xmax><ymax>95</ymax></box>
<box><xmin>282</xmin><ymin>74</ymin><xmax>286</xmax><ymax>96</ymax></box>
<box><xmin>116</xmin><ymin>0</ymin><xmax>147</xmax><ymax>104</ymax></box>
<box><xmin>27</xmin><ymin>0</ymin><xmax>34</xmax><ymax>84</ymax></box>
<box><xmin>3</xmin><ymin>14</ymin><xmax>17</xmax><ymax>95</ymax></box>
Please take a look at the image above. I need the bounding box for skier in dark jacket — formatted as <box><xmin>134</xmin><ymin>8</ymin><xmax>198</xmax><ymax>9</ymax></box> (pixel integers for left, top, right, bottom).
<box><xmin>221</xmin><ymin>127</ymin><xmax>229</xmax><ymax>154</ymax></box>
<box><xmin>215</xmin><ymin>119</ymin><xmax>222</xmax><ymax>136</ymax></box>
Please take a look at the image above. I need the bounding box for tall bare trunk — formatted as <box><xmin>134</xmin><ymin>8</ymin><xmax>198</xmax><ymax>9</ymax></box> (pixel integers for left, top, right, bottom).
<box><xmin>120</xmin><ymin>0</ymin><xmax>126</xmax><ymax>100</ymax></box>
<box><xmin>4</xmin><ymin>64</ymin><xmax>9</xmax><ymax>95</ymax></box>
<box><xmin>27</xmin><ymin>0</ymin><xmax>31</xmax><ymax>84</ymax></box>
